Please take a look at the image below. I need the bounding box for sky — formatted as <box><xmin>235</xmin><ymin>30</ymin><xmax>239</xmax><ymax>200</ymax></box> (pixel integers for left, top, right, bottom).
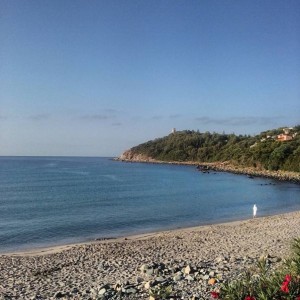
<box><xmin>0</xmin><ymin>0</ymin><xmax>299</xmax><ymax>156</ymax></box>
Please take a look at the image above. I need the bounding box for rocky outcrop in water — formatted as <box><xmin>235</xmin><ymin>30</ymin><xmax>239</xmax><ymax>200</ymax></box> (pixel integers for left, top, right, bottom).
<box><xmin>118</xmin><ymin>150</ymin><xmax>155</xmax><ymax>162</ymax></box>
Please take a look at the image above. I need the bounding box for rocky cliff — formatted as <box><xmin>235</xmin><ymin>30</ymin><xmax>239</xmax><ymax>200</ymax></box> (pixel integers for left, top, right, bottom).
<box><xmin>118</xmin><ymin>150</ymin><xmax>155</xmax><ymax>162</ymax></box>
<box><xmin>118</xmin><ymin>150</ymin><xmax>300</xmax><ymax>183</ymax></box>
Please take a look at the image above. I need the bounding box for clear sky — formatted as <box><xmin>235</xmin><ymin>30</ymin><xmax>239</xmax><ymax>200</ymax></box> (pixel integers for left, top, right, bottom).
<box><xmin>1</xmin><ymin>0</ymin><xmax>299</xmax><ymax>156</ymax></box>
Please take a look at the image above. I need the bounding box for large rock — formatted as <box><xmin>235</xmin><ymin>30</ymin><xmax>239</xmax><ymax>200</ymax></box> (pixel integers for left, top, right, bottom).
<box><xmin>184</xmin><ymin>265</ymin><xmax>192</xmax><ymax>275</ymax></box>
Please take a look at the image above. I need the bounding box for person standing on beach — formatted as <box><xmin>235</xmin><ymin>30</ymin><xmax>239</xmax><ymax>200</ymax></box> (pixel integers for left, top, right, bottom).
<box><xmin>253</xmin><ymin>204</ymin><xmax>257</xmax><ymax>218</ymax></box>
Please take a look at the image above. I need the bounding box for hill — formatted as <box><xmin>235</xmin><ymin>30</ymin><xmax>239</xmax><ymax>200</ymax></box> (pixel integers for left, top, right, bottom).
<box><xmin>120</xmin><ymin>126</ymin><xmax>300</xmax><ymax>173</ymax></box>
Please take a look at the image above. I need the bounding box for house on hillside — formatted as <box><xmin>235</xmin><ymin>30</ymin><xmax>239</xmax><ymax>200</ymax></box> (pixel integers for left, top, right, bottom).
<box><xmin>277</xmin><ymin>133</ymin><xmax>293</xmax><ymax>142</ymax></box>
<box><xmin>250</xmin><ymin>142</ymin><xmax>258</xmax><ymax>148</ymax></box>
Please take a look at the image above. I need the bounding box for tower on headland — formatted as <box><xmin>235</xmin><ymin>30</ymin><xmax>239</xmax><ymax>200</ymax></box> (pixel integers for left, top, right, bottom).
<box><xmin>172</xmin><ymin>128</ymin><xmax>176</xmax><ymax>134</ymax></box>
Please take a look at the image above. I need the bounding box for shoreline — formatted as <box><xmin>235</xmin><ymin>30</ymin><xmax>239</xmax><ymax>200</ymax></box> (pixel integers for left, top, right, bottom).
<box><xmin>1</xmin><ymin>209</ymin><xmax>293</xmax><ymax>257</ymax></box>
<box><xmin>2</xmin><ymin>211</ymin><xmax>298</xmax><ymax>257</ymax></box>
<box><xmin>115</xmin><ymin>157</ymin><xmax>300</xmax><ymax>184</ymax></box>
<box><xmin>2</xmin><ymin>217</ymin><xmax>252</xmax><ymax>257</ymax></box>
<box><xmin>0</xmin><ymin>211</ymin><xmax>300</xmax><ymax>300</ymax></box>
<box><xmin>1</xmin><ymin>211</ymin><xmax>300</xmax><ymax>299</ymax></box>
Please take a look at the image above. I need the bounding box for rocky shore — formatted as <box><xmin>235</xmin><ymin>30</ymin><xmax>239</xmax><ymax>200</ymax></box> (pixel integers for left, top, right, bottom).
<box><xmin>116</xmin><ymin>151</ymin><xmax>300</xmax><ymax>184</ymax></box>
<box><xmin>1</xmin><ymin>211</ymin><xmax>300</xmax><ymax>300</ymax></box>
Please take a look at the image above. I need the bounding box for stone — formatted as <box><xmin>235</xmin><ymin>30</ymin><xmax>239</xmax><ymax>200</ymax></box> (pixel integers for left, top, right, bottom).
<box><xmin>215</xmin><ymin>256</ymin><xmax>223</xmax><ymax>263</ymax></box>
<box><xmin>209</xmin><ymin>271</ymin><xmax>215</xmax><ymax>277</ymax></box>
<box><xmin>126</xmin><ymin>288</ymin><xmax>137</xmax><ymax>294</ymax></box>
<box><xmin>71</xmin><ymin>288</ymin><xmax>79</xmax><ymax>294</ymax></box>
<box><xmin>146</xmin><ymin>268</ymin><xmax>154</xmax><ymax>276</ymax></box>
<box><xmin>136</xmin><ymin>277</ymin><xmax>144</xmax><ymax>284</ymax></box>
<box><xmin>155</xmin><ymin>276</ymin><xmax>165</xmax><ymax>282</ymax></box>
<box><xmin>184</xmin><ymin>265</ymin><xmax>192</xmax><ymax>275</ymax></box>
<box><xmin>208</xmin><ymin>278</ymin><xmax>216</xmax><ymax>285</ymax></box>
<box><xmin>90</xmin><ymin>288</ymin><xmax>97</xmax><ymax>296</ymax></box>
<box><xmin>54</xmin><ymin>291</ymin><xmax>64</xmax><ymax>298</ymax></box>
<box><xmin>186</xmin><ymin>275</ymin><xmax>194</xmax><ymax>281</ymax></box>
<box><xmin>98</xmin><ymin>288</ymin><xmax>106</xmax><ymax>295</ymax></box>
<box><xmin>113</xmin><ymin>282</ymin><xmax>122</xmax><ymax>291</ymax></box>
<box><xmin>140</xmin><ymin>264</ymin><xmax>149</xmax><ymax>273</ymax></box>
<box><xmin>173</xmin><ymin>273</ymin><xmax>182</xmax><ymax>282</ymax></box>
<box><xmin>217</xmin><ymin>274</ymin><xmax>223</xmax><ymax>280</ymax></box>
<box><xmin>144</xmin><ymin>281</ymin><xmax>152</xmax><ymax>289</ymax></box>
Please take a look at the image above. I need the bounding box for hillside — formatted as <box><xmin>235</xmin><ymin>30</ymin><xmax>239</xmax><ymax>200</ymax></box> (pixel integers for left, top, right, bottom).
<box><xmin>120</xmin><ymin>126</ymin><xmax>300</xmax><ymax>173</ymax></box>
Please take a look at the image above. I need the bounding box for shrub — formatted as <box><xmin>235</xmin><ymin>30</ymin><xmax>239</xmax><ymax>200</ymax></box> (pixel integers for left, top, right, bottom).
<box><xmin>211</xmin><ymin>238</ymin><xmax>300</xmax><ymax>299</ymax></box>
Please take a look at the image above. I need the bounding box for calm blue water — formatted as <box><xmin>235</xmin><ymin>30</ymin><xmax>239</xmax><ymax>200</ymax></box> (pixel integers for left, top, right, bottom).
<box><xmin>0</xmin><ymin>156</ymin><xmax>300</xmax><ymax>253</ymax></box>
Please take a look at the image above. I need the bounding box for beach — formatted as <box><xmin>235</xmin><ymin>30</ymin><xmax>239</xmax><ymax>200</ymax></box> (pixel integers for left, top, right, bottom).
<box><xmin>1</xmin><ymin>211</ymin><xmax>300</xmax><ymax>299</ymax></box>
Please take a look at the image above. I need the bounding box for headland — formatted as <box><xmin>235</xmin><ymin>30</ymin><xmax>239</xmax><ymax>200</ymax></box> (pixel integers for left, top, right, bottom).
<box><xmin>116</xmin><ymin>151</ymin><xmax>300</xmax><ymax>184</ymax></box>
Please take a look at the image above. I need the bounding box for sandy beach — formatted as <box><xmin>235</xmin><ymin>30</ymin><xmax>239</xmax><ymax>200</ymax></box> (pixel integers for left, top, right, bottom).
<box><xmin>1</xmin><ymin>211</ymin><xmax>300</xmax><ymax>299</ymax></box>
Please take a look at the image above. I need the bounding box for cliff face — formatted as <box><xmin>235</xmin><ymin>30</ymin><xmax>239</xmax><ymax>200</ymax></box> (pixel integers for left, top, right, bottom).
<box><xmin>119</xmin><ymin>150</ymin><xmax>154</xmax><ymax>162</ymax></box>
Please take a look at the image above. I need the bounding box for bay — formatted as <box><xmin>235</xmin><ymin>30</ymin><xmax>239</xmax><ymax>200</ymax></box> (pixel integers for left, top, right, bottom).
<box><xmin>0</xmin><ymin>156</ymin><xmax>299</xmax><ymax>253</ymax></box>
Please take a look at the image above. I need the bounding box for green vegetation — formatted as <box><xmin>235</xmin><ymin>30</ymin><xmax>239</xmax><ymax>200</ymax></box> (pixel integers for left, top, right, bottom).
<box><xmin>149</xmin><ymin>285</ymin><xmax>173</xmax><ymax>299</ymax></box>
<box><xmin>130</xmin><ymin>126</ymin><xmax>300</xmax><ymax>172</ymax></box>
<box><xmin>211</xmin><ymin>238</ymin><xmax>300</xmax><ymax>300</ymax></box>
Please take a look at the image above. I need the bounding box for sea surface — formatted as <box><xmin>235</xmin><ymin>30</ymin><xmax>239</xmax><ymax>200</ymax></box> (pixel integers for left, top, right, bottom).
<box><xmin>1</xmin><ymin>156</ymin><xmax>300</xmax><ymax>254</ymax></box>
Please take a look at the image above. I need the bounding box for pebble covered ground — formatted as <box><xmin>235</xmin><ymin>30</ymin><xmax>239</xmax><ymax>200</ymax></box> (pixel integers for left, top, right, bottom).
<box><xmin>1</xmin><ymin>211</ymin><xmax>300</xmax><ymax>300</ymax></box>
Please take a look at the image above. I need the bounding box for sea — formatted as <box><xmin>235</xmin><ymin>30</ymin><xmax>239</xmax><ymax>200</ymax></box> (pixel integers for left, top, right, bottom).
<box><xmin>1</xmin><ymin>156</ymin><xmax>300</xmax><ymax>254</ymax></box>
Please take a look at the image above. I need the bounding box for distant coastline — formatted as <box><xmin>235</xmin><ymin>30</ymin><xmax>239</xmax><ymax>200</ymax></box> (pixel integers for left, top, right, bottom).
<box><xmin>116</xmin><ymin>153</ymin><xmax>300</xmax><ymax>184</ymax></box>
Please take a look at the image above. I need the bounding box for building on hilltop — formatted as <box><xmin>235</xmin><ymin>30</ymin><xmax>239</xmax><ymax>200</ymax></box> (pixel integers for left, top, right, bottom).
<box><xmin>277</xmin><ymin>133</ymin><xmax>293</xmax><ymax>142</ymax></box>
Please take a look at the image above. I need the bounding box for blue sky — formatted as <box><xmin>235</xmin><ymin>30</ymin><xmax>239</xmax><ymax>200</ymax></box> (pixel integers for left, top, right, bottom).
<box><xmin>1</xmin><ymin>0</ymin><xmax>299</xmax><ymax>156</ymax></box>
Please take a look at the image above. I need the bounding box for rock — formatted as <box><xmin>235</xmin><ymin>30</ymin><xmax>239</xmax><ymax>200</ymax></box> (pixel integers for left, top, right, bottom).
<box><xmin>54</xmin><ymin>291</ymin><xmax>64</xmax><ymax>298</ymax></box>
<box><xmin>208</xmin><ymin>278</ymin><xmax>216</xmax><ymax>285</ymax></box>
<box><xmin>186</xmin><ymin>275</ymin><xmax>194</xmax><ymax>281</ymax></box>
<box><xmin>144</xmin><ymin>281</ymin><xmax>152</xmax><ymax>289</ymax></box>
<box><xmin>157</xmin><ymin>262</ymin><xmax>165</xmax><ymax>271</ymax></box>
<box><xmin>98</xmin><ymin>288</ymin><xmax>106</xmax><ymax>295</ymax></box>
<box><xmin>155</xmin><ymin>276</ymin><xmax>166</xmax><ymax>283</ymax></box>
<box><xmin>71</xmin><ymin>288</ymin><xmax>79</xmax><ymax>294</ymax></box>
<box><xmin>90</xmin><ymin>288</ymin><xmax>97</xmax><ymax>296</ymax></box>
<box><xmin>215</xmin><ymin>256</ymin><xmax>223</xmax><ymax>263</ymax></box>
<box><xmin>140</xmin><ymin>264</ymin><xmax>149</xmax><ymax>273</ymax></box>
<box><xmin>125</xmin><ymin>288</ymin><xmax>137</xmax><ymax>294</ymax></box>
<box><xmin>136</xmin><ymin>277</ymin><xmax>144</xmax><ymax>284</ymax></box>
<box><xmin>184</xmin><ymin>265</ymin><xmax>192</xmax><ymax>274</ymax></box>
<box><xmin>113</xmin><ymin>282</ymin><xmax>122</xmax><ymax>291</ymax></box>
<box><xmin>146</xmin><ymin>268</ymin><xmax>154</xmax><ymax>276</ymax></box>
<box><xmin>217</xmin><ymin>274</ymin><xmax>223</xmax><ymax>280</ymax></box>
<box><xmin>173</xmin><ymin>272</ymin><xmax>183</xmax><ymax>282</ymax></box>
